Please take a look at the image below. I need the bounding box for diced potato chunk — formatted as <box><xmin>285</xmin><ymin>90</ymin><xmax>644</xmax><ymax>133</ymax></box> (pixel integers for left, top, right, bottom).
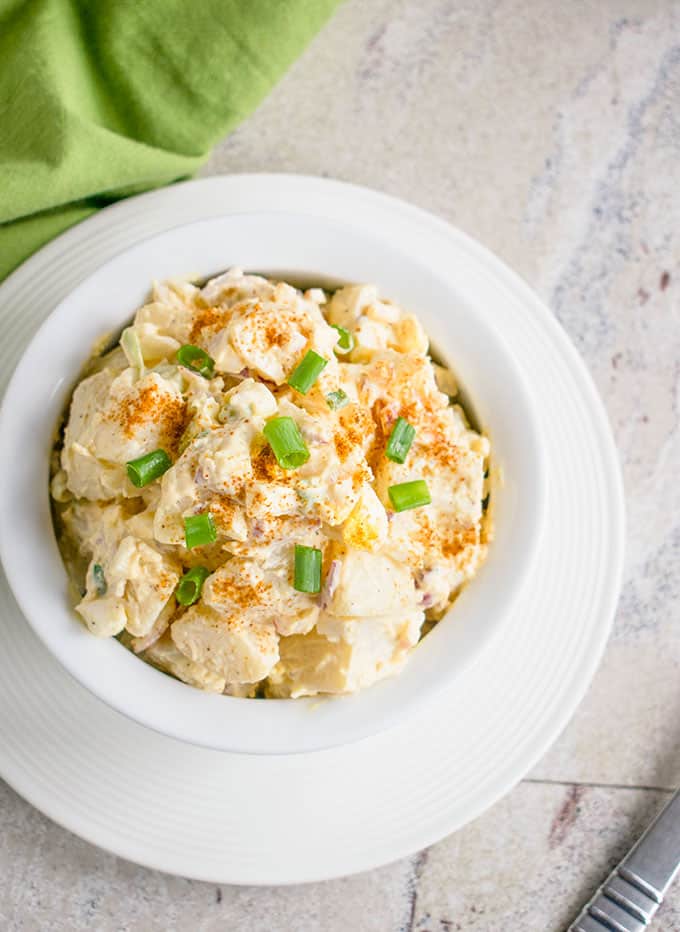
<box><xmin>171</xmin><ymin>605</ymin><xmax>279</xmax><ymax>683</ymax></box>
<box><xmin>62</xmin><ymin>368</ymin><xmax>186</xmax><ymax>500</ymax></box>
<box><xmin>76</xmin><ymin>537</ymin><xmax>180</xmax><ymax>638</ymax></box>
<box><xmin>266</xmin><ymin>610</ymin><xmax>424</xmax><ymax>697</ymax></box>
<box><xmin>144</xmin><ymin>632</ymin><xmax>226</xmax><ymax>693</ymax></box>
<box><xmin>325</xmin><ymin>549</ymin><xmax>418</xmax><ymax>618</ymax></box>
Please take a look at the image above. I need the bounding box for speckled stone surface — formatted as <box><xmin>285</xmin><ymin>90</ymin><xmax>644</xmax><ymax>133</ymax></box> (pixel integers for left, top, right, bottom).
<box><xmin>2</xmin><ymin>1</ymin><xmax>679</xmax><ymax>929</ymax></box>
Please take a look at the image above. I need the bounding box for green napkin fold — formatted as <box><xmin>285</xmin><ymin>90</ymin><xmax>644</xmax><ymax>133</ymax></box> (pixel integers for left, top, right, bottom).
<box><xmin>0</xmin><ymin>0</ymin><xmax>341</xmax><ymax>281</ymax></box>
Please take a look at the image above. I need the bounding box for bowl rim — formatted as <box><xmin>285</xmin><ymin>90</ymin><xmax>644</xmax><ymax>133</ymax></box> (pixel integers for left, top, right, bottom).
<box><xmin>0</xmin><ymin>205</ymin><xmax>547</xmax><ymax>754</ymax></box>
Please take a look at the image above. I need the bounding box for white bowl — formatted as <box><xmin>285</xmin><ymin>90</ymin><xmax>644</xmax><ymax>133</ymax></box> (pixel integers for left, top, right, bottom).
<box><xmin>0</xmin><ymin>211</ymin><xmax>546</xmax><ymax>754</ymax></box>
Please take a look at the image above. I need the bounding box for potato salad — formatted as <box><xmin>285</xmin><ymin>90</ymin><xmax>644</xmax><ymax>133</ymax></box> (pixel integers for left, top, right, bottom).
<box><xmin>51</xmin><ymin>270</ymin><xmax>491</xmax><ymax>697</ymax></box>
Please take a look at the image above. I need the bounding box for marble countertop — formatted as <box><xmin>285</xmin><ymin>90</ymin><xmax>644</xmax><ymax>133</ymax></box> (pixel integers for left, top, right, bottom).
<box><xmin>2</xmin><ymin>1</ymin><xmax>679</xmax><ymax>929</ymax></box>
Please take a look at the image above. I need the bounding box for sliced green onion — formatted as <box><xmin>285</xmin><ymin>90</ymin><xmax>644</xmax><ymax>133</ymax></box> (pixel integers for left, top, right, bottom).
<box><xmin>287</xmin><ymin>350</ymin><xmax>328</xmax><ymax>394</ymax></box>
<box><xmin>176</xmin><ymin>566</ymin><xmax>210</xmax><ymax>606</ymax></box>
<box><xmin>184</xmin><ymin>513</ymin><xmax>217</xmax><ymax>550</ymax></box>
<box><xmin>92</xmin><ymin>563</ymin><xmax>107</xmax><ymax>597</ymax></box>
<box><xmin>386</xmin><ymin>417</ymin><xmax>416</xmax><ymax>464</ymax></box>
<box><xmin>294</xmin><ymin>544</ymin><xmax>322</xmax><ymax>593</ymax></box>
<box><xmin>126</xmin><ymin>449</ymin><xmax>172</xmax><ymax>488</ymax></box>
<box><xmin>184</xmin><ymin>512</ymin><xmax>217</xmax><ymax>549</ymax></box>
<box><xmin>326</xmin><ymin>389</ymin><xmax>349</xmax><ymax>411</ymax></box>
<box><xmin>120</xmin><ymin>327</ymin><xmax>144</xmax><ymax>372</ymax></box>
<box><xmin>388</xmin><ymin>479</ymin><xmax>431</xmax><ymax>512</ymax></box>
<box><xmin>263</xmin><ymin>417</ymin><xmax>310</xmax><ymax>469</ymax></box>
<box><xmin>331</xmin><ymin>325</ymin><xmax>354</xmax><ymax>355</ymax></box>
<box><xmin>176</xmin><ymin>344</ymin><xmax>215</xmax><ymax>378</ymax></box>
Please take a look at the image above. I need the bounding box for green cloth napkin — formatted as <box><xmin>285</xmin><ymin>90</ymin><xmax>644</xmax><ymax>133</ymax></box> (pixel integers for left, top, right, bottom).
<box><xmin>0</xmin><ymin>0</ymin><xmax>340</xmax><ymax>281</ymax></box>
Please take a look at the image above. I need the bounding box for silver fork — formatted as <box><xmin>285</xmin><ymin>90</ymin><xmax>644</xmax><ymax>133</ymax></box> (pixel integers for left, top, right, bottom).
<box><xmin>570</xmin><ymin>788</ymin><xmax>680</xmax><ymax>930</ymax></box>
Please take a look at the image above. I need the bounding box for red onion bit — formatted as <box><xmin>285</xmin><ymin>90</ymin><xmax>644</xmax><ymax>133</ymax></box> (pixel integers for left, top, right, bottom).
<box><xmin>319</xmin><ymin>559</ymin><xmax>340</xmax><ymax>610</ymax></box>
<box><xmin>132</xmin><ymin>626</ymin><xmax>165</xmax><ymax>655</ymax></box>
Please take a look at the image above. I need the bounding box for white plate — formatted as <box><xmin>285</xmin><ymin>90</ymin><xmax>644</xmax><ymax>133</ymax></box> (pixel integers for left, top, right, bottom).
<box><xmin>0</xmin><ymin>175</ymin><xmax>624</xmax><ymax>884</ymax></box>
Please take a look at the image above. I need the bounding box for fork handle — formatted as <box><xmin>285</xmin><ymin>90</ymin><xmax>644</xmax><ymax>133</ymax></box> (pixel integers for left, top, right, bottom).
<box><xmin>570</xmin><ymin>788</ymin><xmax>680</xmax><ymax>931</ymax></box>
